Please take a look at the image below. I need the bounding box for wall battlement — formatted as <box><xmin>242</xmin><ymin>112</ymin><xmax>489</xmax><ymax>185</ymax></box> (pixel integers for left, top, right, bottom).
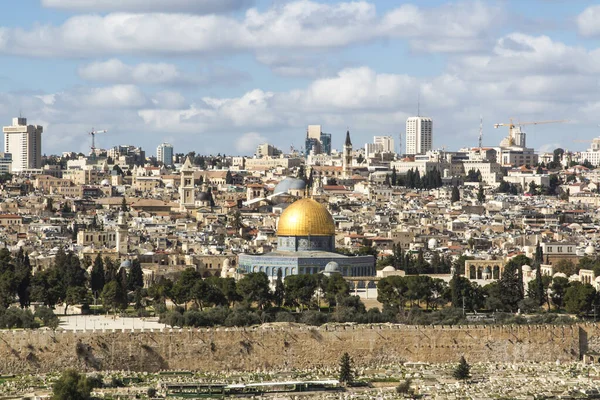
<box><xmin>0</xmin><ymin>323</ymin><xmax>595</xmax><ymax>374</ymax></box>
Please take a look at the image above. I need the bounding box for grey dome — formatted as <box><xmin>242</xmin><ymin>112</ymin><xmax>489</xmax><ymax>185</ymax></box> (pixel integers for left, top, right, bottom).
<box><xmin>324</xmin><ymin>261</ymin><xmax>341</xmax><ymax>273</ymax></box>
<box><xmin>197</xmin><ymin>192</ymin><xmax>211</xmax><ymax>201</ymax></box>
<box><xmin>274</xmin><ymin>177</ymin><xmax>306</xmax><ymax>194</ymax></box>
<box><xmin>120</xmin><ymin>260</ymin><xmax>132</xmax><ymax>269</ymax></box>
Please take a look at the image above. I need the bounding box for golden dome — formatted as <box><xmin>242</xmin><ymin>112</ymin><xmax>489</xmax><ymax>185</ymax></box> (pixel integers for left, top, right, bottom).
<box><xmin>277</xmin><ymin>198</ymin><xmax>335</xmax><ymax>237</ymax></box>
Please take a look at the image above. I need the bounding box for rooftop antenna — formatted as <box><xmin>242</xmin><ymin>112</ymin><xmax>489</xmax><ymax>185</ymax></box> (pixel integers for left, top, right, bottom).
<box><xmin>399</xmin><ymin>132</ymin><xmax>402</xmax><ymax>156</ymax></box>
<box><xmin>478</xmin><ymin>115</ymin><xmax>483</xmax><ymax>152</ymax></box>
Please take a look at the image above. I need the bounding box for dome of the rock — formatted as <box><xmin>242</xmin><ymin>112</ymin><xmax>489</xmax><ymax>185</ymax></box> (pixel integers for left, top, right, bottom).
<box><xmin>277</xmin><ymin>198</ymin><xmax>335</xmax><ymax>237</ymax></box>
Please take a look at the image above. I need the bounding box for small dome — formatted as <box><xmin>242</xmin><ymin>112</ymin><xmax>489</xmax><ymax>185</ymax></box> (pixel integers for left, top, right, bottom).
<box><xmin>553</xmin><ymin>272</ymin><xmax>567</xmax><ymax>278</ymax></box>
<box><xmin>428</xmin><ymin>238</ymin><xmax>438</xmax><ymax>249</ymax></box>
<box><xmin>228</xmin><ymin>267</ymin><xmax>236</xmax><ymax>273</ymax></box>
<box><xmin>120</xmin><ymin>260</ymin><xmax>131</xmax><ymax>269</ymax></box>
<box><xmin>100</xmin><ymin>179</ymin><xmax>110</xmax><ymax>186</ymax></box>
<box><xmin>382</xmin><ymin>266</ymin><xmax>396</xmax><ymax>272</ymax></box>
<box><xmin>595</xmin><ymin>276</ymin><xmax>600</xmax><ymax>283</ymax></box>
<box><xmin>165</xmin><ymin>182</ymin><xmax>174</xmax><ymax>189</ymax></box>
<box><xmin>274</xmin><ymin>177</ymin><xmax>307</xmax><ymax>194</ymax></box>
<box><xmin>568</xmin><ymin>274</ymin><xmax>579</xmax><ymax>281</ymax></box>
<box><xmin>585</xmin><ymin>245</ymin><xmax>596</xmax><ymax>255</ymax></box>
<box><xmin>522</xmin><ymin>265</ymin><xmax>532</xmax><ymax>271</ymax></box>
<box><xmin>324</xmin><ymin>261</ymin><xmax>341</xmax><ymax>273</ymax></box>
<box><xmin>197</xmin><ymin>192</ymin><xmax>211</xmax><ymax>201</ymax></box>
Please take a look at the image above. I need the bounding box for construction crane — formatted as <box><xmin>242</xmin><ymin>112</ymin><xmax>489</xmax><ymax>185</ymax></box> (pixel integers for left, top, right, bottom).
<box><xmin>89</xmin><ymin>128</ymin><xmax>107</xmax><ymax>152</ymax></box>
<box><xmin>494</xmin><ymin>119</ymin><xmax>567</xmax><ymax>147</ymax></box>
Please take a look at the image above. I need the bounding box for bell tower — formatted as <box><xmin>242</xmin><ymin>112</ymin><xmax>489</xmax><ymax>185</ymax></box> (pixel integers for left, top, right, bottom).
<box><xmin>342</xmin><ymin>130</ymin><xmax>353</xmax><ymax>178</ymax></box>
<box><xmin>179</xmin><ymin>157</ymin><xmax>196</xmax><ymax>212</ymax></box>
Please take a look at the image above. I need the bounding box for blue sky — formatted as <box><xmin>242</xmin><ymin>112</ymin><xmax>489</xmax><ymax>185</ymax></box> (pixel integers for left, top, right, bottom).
<box><xmin>0</xmin><ymin>0</ymin><xmax>599</xmax><ymax>156</ymax></box>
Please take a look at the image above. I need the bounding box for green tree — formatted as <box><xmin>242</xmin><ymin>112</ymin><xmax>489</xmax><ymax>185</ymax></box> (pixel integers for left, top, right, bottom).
<box><xmin>127</xmin><ymin>258</ymin><xmax>144</xmax><ymax>291</ymax></box>
<box><xmin>65</xmin><ymin>286</ymin><xmax>87</xmax><ymax>315</ymax></box>
<box><xmin>453</xmin><ymin>356</ymin><xmax>471</xmax><ymax>381</ymax></box>
<box><xmin>451</xmin><ymin>185</ymin><xmax>460</xmax><ymax>203</ymax></box>
<box><xmin>338</xmin><ymin>352</ymin><xmax>354</xmax><ymax>384</ymax></box>
<box><xmin>120</xmin><ymin>197</ymin><xmax>128</xmax><ymax>212</ymax></box>
<box><xmin>554</xmin><ymin>259</ymin><xmax>578</xmax><ymax>276</ymax></box>
<box><xmin>477</xmin><ymin>185</ymin><xmax>485</xmax><ymax>203</ymax></box>
<box><xmin>237</xmin><ymin>272</ymin><xmax>271</xmax><ymax>309</ymax></box>
<box><xmin>52</xmin><ymin>369</ymin><xmax>92</xmax><ymax>400</ymax></box>
<box><xmin>550</xmin><ymin>276</ymin><xmax>569</xmax><ymax>310</ymax></box>
<box><xmin>90</xmin><ymin>254</ymin><xmax>105</xmax><ymax>298</ymax></box>
<box><xmin>534</xmin><ymin>243</ymin><xmax>545</xmax><ymax>306</ymax></box>
<box><xmin>322</xmin><ymin>273</ymin><xmax>350</xmax><ymax>309</ymax></box>
<box><xmin>565</xmin><ymin>282</ymin><xmax>596</xmax><ymax>314</ymax></box>
<box><xmin>377</xmin><ymin>276</ymin><xmax>408</xmax><ymax>312</ymax></box>
<box><xmin>284</xmin><ymin>274</ymin><xmax>317</xmax><ymax>310</ymax></box>
<box><xmin>101</xmin><ymin>281</ymin><xmax>127</xmax><ymax>314</ymax></box>
<box><xmin>273</xmin><ymin>268</ymin><xmax>285</xmax><ymax>307</ymax></box>
<box><xmin>225</xmin><ymin>170</ymin><xmax>233</xmax><ymax>184</ymax></box>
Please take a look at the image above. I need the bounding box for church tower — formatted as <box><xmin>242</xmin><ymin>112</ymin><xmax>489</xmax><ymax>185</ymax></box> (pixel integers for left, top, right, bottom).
<box><xmin>342</xmin><ymin>130</ymin><xmax>353</xmax><ymax>178</ymax></box>
<box><xmin>179</xmin><ymin>157</ymin><xmax>196</xmax><ymax>212</ymax></box>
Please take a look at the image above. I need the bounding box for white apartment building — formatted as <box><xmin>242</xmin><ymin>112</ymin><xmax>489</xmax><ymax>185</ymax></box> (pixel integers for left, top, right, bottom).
<box><xmin>3</xmin><ymin>117</ymin><xmax>42</xmax><ymax>172</ymax></box>
<box><xmin>405</xmin><ymin>117</ymin><xmax>432</xmax><ymax>155</ymax></box>
<box><xmin>580</xmin><ymin>137</ymin><xmax>600</xmax><ymax>167</ymax></box>
<box><xmin>156</xmin><ymin>143</ymin><xmax>174</xmax><ymax>166</ymax></box>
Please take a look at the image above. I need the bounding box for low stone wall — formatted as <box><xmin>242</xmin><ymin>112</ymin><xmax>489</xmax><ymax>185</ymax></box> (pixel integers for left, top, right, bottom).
<box><xmin>0</xmin><ymin>323</ymin><xmax>592</xmax><ymax>374</ymax></box>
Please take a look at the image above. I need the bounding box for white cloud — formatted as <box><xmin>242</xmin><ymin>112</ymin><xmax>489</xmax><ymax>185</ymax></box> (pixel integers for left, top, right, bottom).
<box><xmin>79</xmin><ymin>59</ymin><xmax>187</xmax><ymax>85</ymax></box>
<box><xmin>0</xmin><ymin>1</ymin><xmax>500</xmax><ymax>57</ymax></box>
<box><xmin>41</xmin><ymin>0</ymin><xmax>253</xmax><ymax>14</ymax></box>
<box><xmin>78</xmin><ymin>59</ymin><xmax>249</xmax><ymax>86</ymax></box>
<box><xmin>577</xmin><ymin>5</ymin><xmax>600</xmax><ymax>37</ymax></box>
<box><xmin>235</xmin><ymin>132</ymin><xmax>267</xmax><ymax>154</ymax></box>
<box><xmin>151</xmin><ymin>91</ymin><xmax>186</xmax><ymax>109</ymax></box>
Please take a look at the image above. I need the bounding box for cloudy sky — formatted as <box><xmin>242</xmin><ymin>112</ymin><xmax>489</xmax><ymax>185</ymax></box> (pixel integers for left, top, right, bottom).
<box><xmin>0</xmin><ymin>0</ymin><xmax>599</xmax><ymax>156</ymax></box>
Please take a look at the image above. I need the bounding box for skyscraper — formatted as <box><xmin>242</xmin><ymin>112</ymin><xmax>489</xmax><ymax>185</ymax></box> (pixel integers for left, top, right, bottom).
<box><xmin>156</xmin><ymin>143</ymin><xmax>174</xmax><ymax>166</ymax></box>
<box><xmin>405</xmin><ymin>117</ymin><xmax>432</xmax><ymax>155</ymax></box>
<box><xmin>305</xmin><ymin>125</ymin><xmax>332</xmax><ymax>155</ymax></box>
<box><xmin>3</xmin><ymin>117</ymin><xmax>42</xmax><ymax>172</ymax></box>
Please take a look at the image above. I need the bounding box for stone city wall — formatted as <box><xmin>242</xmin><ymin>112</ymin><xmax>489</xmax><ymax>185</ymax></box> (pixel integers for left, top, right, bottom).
<box><xmin>0</xmin><ymin>323</ymin><xmax>594</xmax><ymax>374</ymax></box>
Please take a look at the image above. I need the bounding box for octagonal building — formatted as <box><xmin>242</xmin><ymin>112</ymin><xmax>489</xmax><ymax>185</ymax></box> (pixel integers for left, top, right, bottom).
<box><xmin>238</xmin><ymin>198</ymin><xmax>375</xmax><ymax>280</ymax></box>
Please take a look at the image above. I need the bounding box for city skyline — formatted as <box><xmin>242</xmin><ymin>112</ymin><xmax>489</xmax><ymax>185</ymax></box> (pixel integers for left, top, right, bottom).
<box><xmin>0</xmin><ymin>1</ymin><xmax>599</xmax><ymax>155</ymax></box>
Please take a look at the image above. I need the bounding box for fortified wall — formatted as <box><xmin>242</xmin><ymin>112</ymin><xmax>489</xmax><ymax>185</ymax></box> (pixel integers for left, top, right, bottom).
<box><xmin>0</xmin><ymin>323</ymin><xmax>597</xmax><ymax>374</ymax></box>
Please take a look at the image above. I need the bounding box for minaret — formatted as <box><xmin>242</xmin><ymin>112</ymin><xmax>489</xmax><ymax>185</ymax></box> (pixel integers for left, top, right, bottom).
<box><xmin>179</xmin><ymin>157</ymin><xmax>196</xmax><ymax>212</ymax></box>
<box><xmin>115</xmin><ymin>211</ymin><xmax>128</xmax><ymax>254</ymax></box>
<box><xmin>343</xmin><ymin>130</ymin><xmax>353</xmax><ymax>178</ymax></box>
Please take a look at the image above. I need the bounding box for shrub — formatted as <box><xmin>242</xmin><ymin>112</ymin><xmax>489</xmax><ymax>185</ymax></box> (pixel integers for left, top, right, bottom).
<box><xmin>224</xmin><ymin>309</ymin><xmax>261</xmax><ymax>327</ymax></box>
<box><xmin>35</xmin><ymin>306</ymin><xmax>59</xmax><ymax>329</ymax></box>
<box><xmin>299</xmin><ymin>310</ymin><xmax>328</xmax><ymax>326</ymax></box>
<box><xmin>275</xmin><ymin>311</ymin><xmax>296</xmax><ymax>323</ymax></box>
<box><xmin>160</xmin><ymin>310</ymin><xmax>183</xmax><ymax>327</ymax></box>
<box><xmin>395</xmin><ymin>378</ymin><xmax>412</xmax><ymax>394</ymax></box>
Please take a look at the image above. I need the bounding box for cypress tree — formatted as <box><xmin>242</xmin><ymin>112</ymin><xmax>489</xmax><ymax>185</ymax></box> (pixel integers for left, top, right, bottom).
<box><xmin>339</xmin><ymin>352</ymin><xmax>354</xmax><ymax>384</ymax></box>
<box><xmin>453</xmin><ymin>356</ymin><xmax>471</xmax><ymax>381</ymax></box>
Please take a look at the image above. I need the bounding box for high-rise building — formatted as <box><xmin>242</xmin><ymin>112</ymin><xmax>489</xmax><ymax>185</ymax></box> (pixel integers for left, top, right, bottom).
<box><xmin>305</xmin><ymin>125</ymin><xmax>332</xmax><ymax>156</ymax></box>
<box><xmin>156</xmin><ymin>143</ymin><xmax>174</xmax><ymax>166</ymax></box>
<box><xmin>405</xmin><ymin>117</ymin><xmax>432</xmax><ymax>155</ymax></box>
<box><xmin>320</xmin><ymin>133</ymin><xmax>331</xmax><ymax>155</ymax></box>
<box><xmin>374</xmin><ymin>136</ymin><xmax>395</xmax><ymax>153</ymax></box>
<box><xmin>3</xmin><ymin>117</ymin><xmax>42</xmax><ymax>172</ymax></box>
